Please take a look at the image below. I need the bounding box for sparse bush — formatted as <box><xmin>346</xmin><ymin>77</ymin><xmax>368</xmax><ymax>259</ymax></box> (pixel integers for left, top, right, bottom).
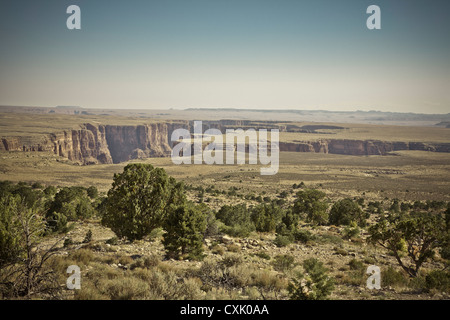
<box><xmin>68</xmin><ymin>249</ymin><xmax>95</xmax><ymax>266</ymax></box>
<box><xmin>83</xmin><ymin>229</ymin><xmax>93</xmax><ymax>243</ymax></box>
<box><xmin>102</xmin><ymin>276</ymin><xmax>150</xmax><ymax>300</ymax></box>
<box><xmin>221</xmin><ymin>253</ymin><xmax>243</xmax><ymax>268</ymax></box>
<box><xmin>272</xmin><ymin>254</ymin><xmax>296</xmax><ymax>272</ymax></box>
<box><xmin>293</xmin><ymin>229</ymin><xmax>315</xmax><ymax>244</ymax></box>
<box><xmin>348</xmin><ymin>258</ymin><xmax>365</xmax><ymax>271</ymax></box>
<box><xmin>274</xmin><ymin>234</ymin><xmax>293</xmax><ymax>247</ymax></box>
<box><xmin>255</xmin><ymin>252</ymin><xmax>271</xmax><ymax>260</ymax></box>
<box><xmin>342</xmin><ymin>222</ymin><xmax>360</xmax><ymax>240</ymax></box>
<box><xmin>63</xmin><ymin>238</ymin><xmax>73</xmax><ymax>248</ymax></box>
<box><xmin>106</xmin><ymin>236</ymin><xmax>119</xmax><ymax>245</ymax></box>
<box><xmin>288</xmin><ymin>258</ymin><xmax>334</xmax><ymax>300</ymax></box>
<box><xmin>211</xmin><ymin>244</ymin><xmax>225</xmax><ymax>255</ymax></box>
<box><xmin>86</xmin><ymin>186</ymin><xmax>98</xmax><ymax>199</ymax></box>
<box><xmin>0</xmin><ymin>195</ymin><xmax>62</xmax><ymax>299</ymax></box>
<box><xmin>425</xmin><ymin>270</ymin><xmax>450</xmax><ymax>293</ymax></box>
<box><xmin>317</xmin><ymin>233</ymin><xmax>343</xmax><ymax>245</ymax></box>
<box><xmin>368</xmin><ymin>211</ymin><xmax>447</xmax><ymax>277</ymax></box>
<box><xmin>251</xmin><ymin>270</ymin><xmax>288</xmax><ymax>298</ymax></box>
<box><xmin>333</xmin><ymin>246</ymin><xmax>348</xmax><ymax>256</ymax></box>
<box><xmin>226</xmin><ymin>243</ymin><xmax>241</xmax><ymax>253</ymax></box>
<box><xmin>381</xmin><ymin>266</ymin><xmax>408</xmax><ymax>288</ymax></box>
<box><xmin>130</xmin><ymin>254</ymin><xmax>160</xmax><ymax>270</ymax></box>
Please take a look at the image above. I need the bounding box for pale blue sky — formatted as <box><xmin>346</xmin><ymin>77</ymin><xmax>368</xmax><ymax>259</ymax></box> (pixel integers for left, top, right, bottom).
<box><xmin>0</xmin><ymin>0</ymin><xmax>449</xmax><ymax>113</ymax></box>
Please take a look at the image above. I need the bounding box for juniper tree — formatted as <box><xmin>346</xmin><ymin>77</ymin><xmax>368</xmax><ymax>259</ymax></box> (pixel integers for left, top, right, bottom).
<box><xmin>101</xmin><ymin>163</ymin><xmax>186</xmax><ymax>241</ymax></box>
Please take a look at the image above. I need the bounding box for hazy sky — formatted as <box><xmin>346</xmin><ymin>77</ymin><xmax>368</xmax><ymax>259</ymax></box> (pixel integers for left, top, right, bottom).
<box><xmin>0</xmin><ymin>0</ymin><xmax>449</xmax><ymax>113</ymax></box>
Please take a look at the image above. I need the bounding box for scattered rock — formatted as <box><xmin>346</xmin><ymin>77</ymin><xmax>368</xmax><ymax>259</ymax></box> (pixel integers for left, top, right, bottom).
<box><xmin>220</xmin><ymin>235</ymin><xmax>233</xmax><ymax>244</ymax></box>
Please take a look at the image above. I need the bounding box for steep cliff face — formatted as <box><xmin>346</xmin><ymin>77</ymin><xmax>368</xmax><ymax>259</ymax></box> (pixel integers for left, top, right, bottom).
<box><xmin>2</xmin><ymin>121</ymin><xmax>450</xmax><ymax>164</ymax></box>
<box><xmin>50</xmin><ymin>124</ymin><xmax>113</xmax><ymax>165</ymax></box>
<box><xmin>1</xmin><ymin>138</ymin><xmax>22</xmax><ymax>151</ymax></box>
<box><xmin>104</xmin><ymin>123</ymin><xmax>174</xmax><ymax>163</ymax></box>
<box><xmin>278</xmin><ymin>140</ymin><xmax>450</xmax><ymax>155</ymax></box>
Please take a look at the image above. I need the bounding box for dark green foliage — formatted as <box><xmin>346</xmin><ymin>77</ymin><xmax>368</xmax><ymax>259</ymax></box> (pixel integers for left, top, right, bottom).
<box><xmin>101</xmin><ymin>164</ymin><xmax>186</xmax><ymax>241</ymax></box>
<box><xmin>250</xmin><ymin>203</ymin><xmax>284</xmax><ymax>233</ymax></box>
<box><xmin>329</xmin><ymin>198</ymin><xmax>367</xmax><ymax>227</ymax></box>
<box><xmin>367</xmin><ymin>201</ymin><xmax>383</xmax><ymax>214</ymax></box>
<box><xmin>203</xmin><ymin>210</ymin><xmax>220</xmax><ymax>238</ymax></box>
<box><xmin>0</xmin><ymin>181</ymin><xmax>14</xmax><ymax>197</ymax></box>
<box><xmin>83</xmin><ymin>229</ymin><xmax>93</xmax><ymax>243</ymax></box>
<box><xmin>278</xmin><ymin>191</ymin><xmax>289</xmax><ymax>199</ymax></box>
<box><xmin>389</xmin><ymin>199</ymin><xmax>400</xmax><ymax>213</ymax></box>
<box><xmin>276</xmin><ymin>209</ymin><xmax>299</xmax><ymax>234</ymax></box>
<box><xmin>31</xmin><ymin>182</ymin><xmax>43</xmax><ymax>189</ymax></box>
<box><xmin>63</xmin><ymin>238</ymin><xmax>73</xmax><ymax>248</ymax></box>
<box><xmin>273</xmin><ymin>233</ymin><xmax>293</xmax><ymax>247</ymax></box>
<box><xmin>86</xmin><ymin>186</ymin><xmax>98</xmax><ymax>199</ymax></box>
<box><xmin>45</xmin><ymin>211</ymin><xmax>69</xmax><ymax>234</ymax></box>
<box><xmin>292</xmin><ymin>182</ymin><xmax>305</xmax><ymax>189</ymax></box>
<box><xmin>292</xmin><ymin>189</ymin><xmax>328</xmax><ymax>225</ymax></box>
<box><xmin>106</xmin><ymin>237</ymin><xmax>119</xmax><ymax>245</ymax></box>
<box><xmin>425</xmin><ymin>270</ymin><xmax>450</xmax><ymax>293</ymax></box>
<box><xmin>216</xmin><ymin>204</ymin><xmax>255</xmax><ymax>237</ymax></box>
<box><xmin>400</xmin><ymin>202</ymin><xmax>411</xmax><ymax>213</ymax></box>
<box><xmin>0</xmin><ymin>195</ymin><xmax>60</xmax><ymax>298</ymax></box>
<box><xmin>288</xmin><ymin>258</ymin><xmax>334</xmax><ymax>300</ymax></box>
<box><xmin>163</xmin><ymin>203</ymin><xmax>207</xmax><ymax>260</ymax></box>
<box><xmin>368</xmin><ymin>211</ymin><xmax>447</xmax><ymax>277</ymax></box>
<box><xmin>45</xmin><ymin>186</ymin><xmax>94</xmax><ymax>233</ymax></box>
<box><xmin>293</xmin><ymin>229</ymin><xmax>315</xmax><ymax>244</ymax></box>
<box><xmin>47</xmin><ymin>187</ymin><xmax>94</xmax><ymax>220</ymax></box>
<box><xmin>43</xmin><ymin>185</ymin><xmax>57</xmax><ymax>197</ymax></box>
<box><xmin>0</xmin><ymin>195</ymin><xmax>26</xmax><ymax>267</ymax></box>
<box><xmin>6</xmin><ymin>183</ymin><xmax>43</xmax><ymax>209</ymax></box>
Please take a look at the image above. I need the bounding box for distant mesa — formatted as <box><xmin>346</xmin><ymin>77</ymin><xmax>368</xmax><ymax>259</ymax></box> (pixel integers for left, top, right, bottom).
<box><xmin>56</xmin><ymin>106</ymin><xmax>82</xmax><ymax>109</ymax></box>
<box><xmin>435</xmin><ymin>122</ymin><xmax>450</xmax><ymax>128</ymax></box>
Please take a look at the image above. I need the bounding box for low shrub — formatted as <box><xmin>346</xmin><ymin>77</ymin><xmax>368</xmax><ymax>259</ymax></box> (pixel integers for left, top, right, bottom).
<box><xmin>425</xmin><ymin>270</ymin><xmax>450</xmax><ymax>293</ymax></box>
<box><xmin>381</xmin><ymin>266</ymin><xmax>408</xmax><ymax>288</ymax></box>
<box><xmin>272</xmin><ymin>254</ymin><xmax>296</xmax><ymax>272</ymax></box>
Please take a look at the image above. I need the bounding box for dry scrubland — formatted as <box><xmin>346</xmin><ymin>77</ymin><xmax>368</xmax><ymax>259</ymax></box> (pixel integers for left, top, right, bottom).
<box><xmin>1</xmin><ymin>150</ymin><xmax>449</xmax><ymax>202</ymax></box>
<box><xmin>0</xmin><ymin>110</ymin><xmax>449</xmax><ymax>300</ymax></box>
<box><xmin>1</xmin><ymin>149</ymin><xmax>449</xmax><ymax>300</ymax></box>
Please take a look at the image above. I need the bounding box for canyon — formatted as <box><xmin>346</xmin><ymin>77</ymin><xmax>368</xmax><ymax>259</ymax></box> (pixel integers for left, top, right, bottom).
<box><xmin>1</xmin><ymin>120</ymin><xmax>450</xmax><ymax>165</ymax></box>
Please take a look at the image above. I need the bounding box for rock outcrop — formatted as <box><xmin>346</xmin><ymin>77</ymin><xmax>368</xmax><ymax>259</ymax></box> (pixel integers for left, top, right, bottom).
<box><xmin>1</xmin><ymin>121</ymin><xmax>450</xmax><ymax>165</ymax></box>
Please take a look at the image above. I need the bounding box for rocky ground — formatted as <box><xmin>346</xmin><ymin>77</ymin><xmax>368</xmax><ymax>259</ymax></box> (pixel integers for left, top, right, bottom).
<box><xmin>41</xmin><ymin>219</ymin><xmax>449</xmax><ymax>301</ymax></box>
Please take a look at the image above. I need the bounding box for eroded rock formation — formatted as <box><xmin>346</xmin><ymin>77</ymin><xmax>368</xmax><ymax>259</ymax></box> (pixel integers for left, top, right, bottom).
<box><xmin>1</xmin><ymin>121</ymin><xmax>449</xmax><ymax>164</ymax></box>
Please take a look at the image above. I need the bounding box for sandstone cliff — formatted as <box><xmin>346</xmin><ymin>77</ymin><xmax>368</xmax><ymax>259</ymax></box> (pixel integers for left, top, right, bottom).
<box><xmin>1</xmin><ymin>121</ymin><xmax>450</xmax><ymax>164</ymax></box>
